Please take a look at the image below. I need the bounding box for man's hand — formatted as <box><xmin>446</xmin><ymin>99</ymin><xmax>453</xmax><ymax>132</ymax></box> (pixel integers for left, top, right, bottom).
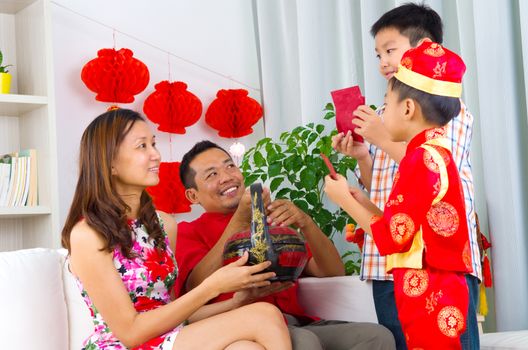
<box><xmin>332</xmin><ymin>131</ymin><xmax>370</xmax><ymax>160</ymax></box>
<box><xmin>353</xmin><ymin>105</ymin><xmax>391</xmax><ymax>147</ymax></box>
<box><xmin>231</xmin><ymin>281</ymin><xmax>295</xmax><ymax>308</ymax></box>
<box><xmin>266</xmin><ymin>199</ymin><xmax>310</xmax><ymax>229</ymax></box>
<box><xmin>233</xmin><ymin>186</ymin><xmax>271</xmax><ymax>224</ymax></box>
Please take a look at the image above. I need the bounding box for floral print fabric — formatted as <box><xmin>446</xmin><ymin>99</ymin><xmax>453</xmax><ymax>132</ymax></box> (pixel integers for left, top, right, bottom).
<box><xmin>75</xmin><ymin>217</ymin><xmax>182</xmax><ymax>349</ymax></box>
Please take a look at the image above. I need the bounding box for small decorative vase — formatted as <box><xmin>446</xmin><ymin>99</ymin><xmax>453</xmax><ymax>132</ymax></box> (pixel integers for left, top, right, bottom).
<box><xmin>0</xmin><ymin>73</ymin><xmax>11</xmax><ymax>94</ymax></box>
<box><xmin>223</xmin><ymin>183</ymin><xmax>308</xmax><ymax>281</ymax></box>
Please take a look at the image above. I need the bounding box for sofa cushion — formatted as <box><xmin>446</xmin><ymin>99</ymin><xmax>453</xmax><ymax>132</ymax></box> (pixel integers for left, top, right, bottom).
<box><xmin>298</xmin><ymin>276</ymin><xmax>378</xmax><ymax>323</ymax></box>
<box><xmin>481</xmin><ymin>330</ymin><xmax>528</xmax><ymax>349</ymax></box>
<box><xmin>59</xmin><ymin>249</ymin><xmax>93</xmax><ymax>350</ymax></box>
<box><xmin>0</xmin><ymin>248</ymin><xmax>68</xmax><ymax>350</ymax></box>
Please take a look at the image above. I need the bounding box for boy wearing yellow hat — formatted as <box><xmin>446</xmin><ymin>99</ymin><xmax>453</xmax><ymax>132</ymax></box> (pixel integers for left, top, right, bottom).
<box><xmin>325</xmin><ymin>41</ymin><xmax>471</xmax><ymax>349</ymax></box>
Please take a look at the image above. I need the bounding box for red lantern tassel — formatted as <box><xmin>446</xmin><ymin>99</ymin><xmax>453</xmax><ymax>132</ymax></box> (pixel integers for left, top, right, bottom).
<box><xmin>483</xmin><ymin>255</ymin><xmax>493</xmax><ymax>288</ymax></box>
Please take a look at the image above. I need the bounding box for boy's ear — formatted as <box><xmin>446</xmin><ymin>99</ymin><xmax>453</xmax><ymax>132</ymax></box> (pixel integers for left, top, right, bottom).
<box><xmin>403</xmin><ymin>98</ymin><xmax>416</xmax><ymax>121</ymax></box>
<box><xmin>185</xmin><ymin>188</ymin><xmax>200</xmax><ymax>204</ymax></box>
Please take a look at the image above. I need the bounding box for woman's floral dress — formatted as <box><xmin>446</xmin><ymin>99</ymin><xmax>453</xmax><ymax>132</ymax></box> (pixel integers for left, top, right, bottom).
<box><xmin>75</xmin><ymin>217</ymin><xmax>182</xmax><ymax>350</ymax></box>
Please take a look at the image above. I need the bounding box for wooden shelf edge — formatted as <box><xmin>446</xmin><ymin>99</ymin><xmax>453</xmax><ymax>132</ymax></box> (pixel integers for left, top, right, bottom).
<box><xmin>0</xmin><ymin>206</ymin><xmax>52</xmax><ymax>218</ymax></box>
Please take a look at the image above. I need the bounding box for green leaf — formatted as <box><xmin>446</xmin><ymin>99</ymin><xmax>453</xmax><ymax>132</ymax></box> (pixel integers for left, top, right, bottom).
<box><xmin>275</xmin><ymin>187</ymin><xmax>291</xmax><ymax>199</ymax></box>
<box><xmin>305</xmin><ymin>192</ymin><xmax>319</xmax><ymax>207</ymax></box>
<box><xmin>307</xmin><ymin>132</ymin><xmax>318</xmax><ymax>145</ymax></box>
<box><xmin>324</xmin><ymin>102</ymin><xmax>334</xmax><ymax>111</ymax></box>
<box><xmin>280</xmin><ymin>131</ymin><xmax>290</xmax><ymax>142</ymax></box>
<box><xmin>253</xmin><ymin>151</ymin><xmax>266</xmax><ymax>167</ymax></box>
<box><xmin>256</xmin><ymin>137</ymin><xmax>271</xmax><ymax>149</ymax></box>
<box><xmin>324</xmin><ymin>111</ymin><xmax>335</xmax><ymax>120</ymax></box>
<box><xmin>244</xmin><ymin>174</ymin><xmax>261</xmax><ymax>186</ymax></box>
<box><xmin>316</xmin><ymin>124</ymin><xmax>325</xmax><ymax>134</ymax></box>
<box><xmin>270</xmin><ymin>177</ymin><xmax>284</xmax><ymax>193</ymax></box>
<box><xmin>268</xmin><ymin>161</ymin><xmax>283</xmax><ymax>177</ymax></box>
<box><xmin>306</xmin><ymin>122</ymin><xmax>315</xmax><ymax>129</ymax></box>
<box><xmin>299</xmin><ymin>168</ymin><xmax>317</xmax><ymax>189</ymax></box>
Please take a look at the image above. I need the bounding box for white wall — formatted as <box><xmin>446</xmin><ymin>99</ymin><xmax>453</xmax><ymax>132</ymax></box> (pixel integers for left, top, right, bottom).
<box><xmin>51</xmin><ymin>0</ymin><xmax>264</xmax><ymax>226</ymax></box>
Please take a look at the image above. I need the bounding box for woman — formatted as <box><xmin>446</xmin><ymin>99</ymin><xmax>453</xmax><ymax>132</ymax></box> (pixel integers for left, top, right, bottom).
<box><xmin>62</xmin><ymin>108</ymin><xmax>291</xmax><ymax>350</ymax></box>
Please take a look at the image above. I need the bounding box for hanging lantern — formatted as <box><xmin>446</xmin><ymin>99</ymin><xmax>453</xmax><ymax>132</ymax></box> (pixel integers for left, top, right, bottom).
<box><xmin>147</xmin><ymin>162</ymin><xmax>191</xmax><ymax>214</ymax></box>
<box><xmin>205</xmin><ymin>89</ymin><xmax>263</xmax><ymax>138</ymax></box>
<box><xmin>81</xmin><ymin>48</ymin><xmax>150</xmax><ymax>103</ymax></box>
<box><xmin>143</xmin><ymin>81</ymin><xmax>202</xmax><ymax>134</ymax></box>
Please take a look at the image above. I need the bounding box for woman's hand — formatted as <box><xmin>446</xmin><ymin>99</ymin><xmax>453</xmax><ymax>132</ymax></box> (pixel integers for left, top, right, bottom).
<box><xmin>203</xmin><ymin>252</ymin><xmax>275</xmax><ymax>297</ymax></box>
<box><xmin>231</xmin><ymin>281</ymin><xmax>294</xmax><ymax>308</ymax></box>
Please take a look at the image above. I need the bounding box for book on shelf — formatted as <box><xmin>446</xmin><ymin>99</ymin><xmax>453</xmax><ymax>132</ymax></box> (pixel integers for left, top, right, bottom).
<box><xmin>0</xmin><ymin>149</ymin><xmax>38</xmax><ymax>207</ymax></box>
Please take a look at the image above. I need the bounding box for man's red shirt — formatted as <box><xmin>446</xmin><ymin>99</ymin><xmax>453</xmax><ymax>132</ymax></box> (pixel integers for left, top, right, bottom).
<box><xmin>174</xmin><ymin>211</ymin><xmax>318</xmax><ymax>323</ymax></box>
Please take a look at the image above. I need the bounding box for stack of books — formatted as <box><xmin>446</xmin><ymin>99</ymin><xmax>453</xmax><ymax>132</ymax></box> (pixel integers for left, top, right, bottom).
<box><xmin>0</xmin><ymin>149</ymin><xmax>38</xmax><ymax>207</ymax></box>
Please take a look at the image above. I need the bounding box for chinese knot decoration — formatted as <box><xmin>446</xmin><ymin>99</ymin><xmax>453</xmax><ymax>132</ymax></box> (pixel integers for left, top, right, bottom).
<box><xmin>205</xmin><ymin>89</ymin><xmax>263</xmax><ymax>138</ymax></box>
<box><xmin>147</xmin><ymin>162</ymin><xmax>191</xmax><ymax>214</ymax></box>
<box><xmin>143</xmin><ymin>81</ymin><xmax>202</xmax><ymax>134</ymax></box>
<box><xmin>81</xmin><ymin>48</ymin><xmax>150</xmax><ymax>103</ymax></box>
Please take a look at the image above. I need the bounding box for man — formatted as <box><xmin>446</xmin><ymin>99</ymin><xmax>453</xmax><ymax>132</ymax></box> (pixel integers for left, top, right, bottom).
<box><xmin>174</xmin><ymin>140</ymin><xmax>395</xmax><ymax>350</ymax></box>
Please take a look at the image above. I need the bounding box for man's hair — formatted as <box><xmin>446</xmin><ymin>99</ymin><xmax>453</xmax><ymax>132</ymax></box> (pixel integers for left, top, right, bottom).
<box><xmin>389</xmin><ymin>78</ymin><xmax>460</xmax><ymax>126</ymax></box>
<box><xmin>180</xmin><ymin>140</ymin><xmax>231</xmax><ymax>189</ymax></box>
<box><xmin>371</xmin><ymin>2</ymin><xmax>443</xmax><ymax>46</ymax></box>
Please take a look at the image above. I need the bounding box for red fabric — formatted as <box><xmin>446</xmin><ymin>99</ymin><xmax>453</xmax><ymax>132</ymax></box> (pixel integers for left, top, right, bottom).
<box><xmin>400</xmin><ymin>42</ymin><xmax>466</xmax><ymax>84</ymax></box>
<box><xmin>175</xmin><ymin>211</ymin><xmax>318</xmax><ymax>323</ymax></box>
<box><xmin>482</xmin><ymin>255</ymin><xmax>493</xmax><ymax>288</ymax></box>
<box><xmin>81</xmin><ymin>48</ymin><xmax>149</xmax><ymax>103</ymax></box>
<box><xmin>370</xmin><ymin>128</ymin><xmax>473</xmax><ymax>274</ymax></box>
<box><xmin>147</xmin><ymin>162</ymin><xmax>191</xmax><ymax>214</ymax></box>
<box><xmin>393</xmin><ymin>266</ymin><xmax>468</xmax><ymax>349</ymax></box>
<box><xmin>143</xmin><ymin>81</ymin><xmax>202</xmax><ymax>134</ymax></box>
<box><xmin>346</xmin><ymin>225</ymin><xmax>365</xmax><ymax>252</ymax></box>
<box><xmin>205</xmin><ymin>89</ymin><xmax>263</xmax><ymax>138</ymax></box>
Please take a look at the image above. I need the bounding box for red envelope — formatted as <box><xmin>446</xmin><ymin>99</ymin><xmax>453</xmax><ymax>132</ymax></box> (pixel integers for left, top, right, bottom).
<box><xmin>331</xmin><ymin>86</ymin><xmax>365</xmax><ymax>142</ymax></box>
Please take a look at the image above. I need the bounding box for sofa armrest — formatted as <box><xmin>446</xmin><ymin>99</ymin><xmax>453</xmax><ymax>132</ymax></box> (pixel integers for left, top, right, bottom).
<box><xmin>297</xmin><ymin>275</ymin><xmax>378</xmax><ymax>323</ymax></box>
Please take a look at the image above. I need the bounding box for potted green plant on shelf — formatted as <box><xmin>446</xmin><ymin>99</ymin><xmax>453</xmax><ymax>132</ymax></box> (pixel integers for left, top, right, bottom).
<box><xmin>241</xmin><ymin>103</ymin><xmax>362</xmax><ymax>275</ymax></box>
<box><xmin>0</xmin><ymin>49</ymin><xmax>13</xmax><ymax>94</ymax></box>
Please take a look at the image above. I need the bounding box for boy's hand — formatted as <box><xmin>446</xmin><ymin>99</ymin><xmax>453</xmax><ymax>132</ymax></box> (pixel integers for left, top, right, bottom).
<box><xmin>353</xmin><ymin>105</ymin><xmax>391</xmax><ymax>147</ymax></box>
<box><xmin>332</xmin><ymin>131</ymin><xmax>369</xmax><ymax>160</ymax></box>
<box><xmin>324</xmin><ymin>174</ymin><xmax>353</xmax><ymax>207</ymax></box>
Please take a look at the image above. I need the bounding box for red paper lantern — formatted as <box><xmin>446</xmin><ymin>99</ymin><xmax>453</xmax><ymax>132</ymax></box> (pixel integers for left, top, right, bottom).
<box><xmin>147</xmin><ymin>162</ymin><xmax>191</xmax><ymax>214</ymax></box>
<box><xmin>143</xmin><ymin>81</ymin><xmax>202</xmax><ymax>134</ymax></box>
<box><xmin>205</xmin><ymin>89</ymin><xmax>263</xmax><ymax>138</ymax></box>
<box><xmin>81</xmin><ymin>48</ymin><xmax>150</xmax><ymax>103</ymax></box>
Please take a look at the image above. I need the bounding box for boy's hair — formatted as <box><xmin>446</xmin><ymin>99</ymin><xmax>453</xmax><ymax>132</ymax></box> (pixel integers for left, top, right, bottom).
<box><xmin>371</xmin><ymin>2</ymin><xmax>443</xmax><ymax>46</ymax></box>
<box><xmin>180</xmin><ymin>140</ymin><xmax>231</xmax><ymax>189</ymax></box>
<box><xmin>389</xmin><ymin>78</ymin><xmax>460</xmax><ymax>126</ymax></box>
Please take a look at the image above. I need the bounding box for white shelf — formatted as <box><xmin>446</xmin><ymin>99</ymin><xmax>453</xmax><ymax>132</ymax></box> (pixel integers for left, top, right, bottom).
<box><xmin>0</xmin><ymin>94</ymin><xmax>48</xmax><ymax>115</ymax></box>
<box><xmin>0</xmin><ymin>206</ymin><xmax>51</xmax><ymax>218</ymax></box>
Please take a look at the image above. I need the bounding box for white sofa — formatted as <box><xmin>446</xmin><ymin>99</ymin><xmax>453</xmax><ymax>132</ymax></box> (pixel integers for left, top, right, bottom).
<box><xmin>1</xmin><ymin>248</ymin><xmax>526</xmax><ymax>350</ymax></box>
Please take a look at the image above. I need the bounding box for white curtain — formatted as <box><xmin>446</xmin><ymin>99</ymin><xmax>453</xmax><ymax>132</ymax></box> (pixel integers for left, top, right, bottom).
<box><xmin>253</xmin><ymin>0</ymin><xmax>528</xmax><ymax>332</ymax></box>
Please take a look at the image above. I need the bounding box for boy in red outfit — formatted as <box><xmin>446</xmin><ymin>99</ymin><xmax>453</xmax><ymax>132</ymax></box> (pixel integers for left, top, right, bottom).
<box><xmin>325</xmin><ymin>41</ymin><xmax>472</xmax><ymax>349</ymax></box>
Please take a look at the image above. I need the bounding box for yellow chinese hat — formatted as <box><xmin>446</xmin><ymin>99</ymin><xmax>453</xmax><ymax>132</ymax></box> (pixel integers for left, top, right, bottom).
<box><xmin>394</xmin><ymin>41</ymin><xmax>466</xmax><ymax>98</ymax></box>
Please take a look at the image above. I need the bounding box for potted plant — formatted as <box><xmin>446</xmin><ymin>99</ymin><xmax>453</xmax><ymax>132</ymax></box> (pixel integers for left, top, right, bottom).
<box><xmin>0</xmin><ymin>49</ymin><xmax>13</xmax><ymax>94</ymax></box>
<box><xmin>241</xmin><ymin>103</ymin><xmax>362</xmax><ymax>275</ymax></box>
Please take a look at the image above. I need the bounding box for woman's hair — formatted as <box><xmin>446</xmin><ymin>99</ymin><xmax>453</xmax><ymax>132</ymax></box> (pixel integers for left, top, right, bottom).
<box><xmin>61</xmin><ymin>108</ymin><xmax>165</xmax><ymax>258</ymax></box>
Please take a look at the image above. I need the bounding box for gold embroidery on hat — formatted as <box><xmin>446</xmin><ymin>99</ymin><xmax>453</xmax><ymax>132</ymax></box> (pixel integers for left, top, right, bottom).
<box><xmin>403</xmin><ymin>269</ymin><xmax>429</xmax><ymax>297</ymax></box>
<box><xmin>401</xmin><ymin>57</ymin><xmax>413</xmax><ymax>69</ymax></box>
<box><xmin>427</xmin><ymin>201</ymin><xmax>459</xmax><ymax>237</ymax></box>
<box><xmin>426</xmin><ymin>290</ymin><xmax>444</xmax><ymax>314</ymax></box>
<box><xmin>424</xmin><ymin>43</ymin><xmax>445</xmax><ymax>57</ymax></box>
<box><xmin>433</xmin><ymin>62</ymin><xmax>447</xmax><ymax>78</ymax></box>
<box><xmin>390</xmin><ymin>213</ymin><xmax>415</xmax><ymax>244</ymax></box>
<box><xmin>437</xmin><ymin>306</ymin><xmax>465</xmax><ymax>338</ymax></box>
